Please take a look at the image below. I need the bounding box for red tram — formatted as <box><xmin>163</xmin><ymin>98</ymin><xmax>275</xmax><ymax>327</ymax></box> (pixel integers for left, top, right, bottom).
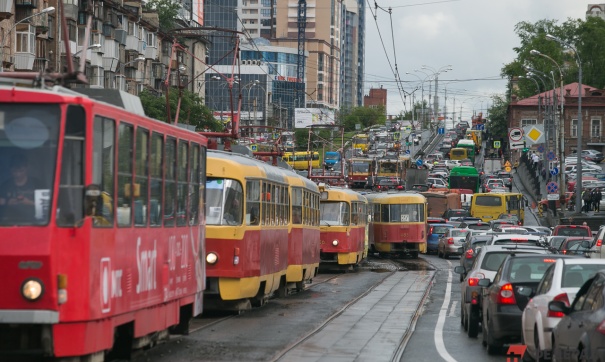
<box><xmin>0</xmin><ymin>82</ymin><xmax>207</xmax><ymax>359</ymax></box>
<box><xmin>319</xmin><ymin>185</ymin><xmax>368</xmax><ymax>269</ymax></box>
<box><xmin>204</xmin><ymin>151</ymin><xmax>320</xmax><ymax>311</ymax></box>
<box><xmin>366</xmin><ymin>192</ymin><xmax>428</xmax><ymax>258</ymax></box>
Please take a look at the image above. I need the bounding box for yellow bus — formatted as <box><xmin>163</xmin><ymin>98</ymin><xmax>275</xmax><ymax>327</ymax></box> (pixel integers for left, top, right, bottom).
<box><xmin>352</xmin><ymin>134</ymin><xmax>369</xmax><ymax>153</ymax></box>
<box><xmin>469</xmin><ymin>192</ymin><xmax>524</xmax><ymax>223</ymax></box>
<box><xmin>449</xmin><ymin>147</ymin><xmax>468</xmax><ymax>161</ymax></box>
<box><xmin>282</xmin><ymin>151</ymin><xmax>321</xmax><ymax>170</ymax></box>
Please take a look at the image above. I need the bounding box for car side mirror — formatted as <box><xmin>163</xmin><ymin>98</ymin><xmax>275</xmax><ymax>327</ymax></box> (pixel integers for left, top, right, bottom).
<box><xmin>548</xmin><ymin>300</ymin><xmax>570</xmax><ymax>316</ymax></box>
<box><xmin>478</xmin><ymin>278</ymin><xmax>491</xmax><ymax>287</ymax></box>
<box><xmin>453</xmin><ymin>266</ymin><xmax>465</xmax><ymax>274</ymax></box>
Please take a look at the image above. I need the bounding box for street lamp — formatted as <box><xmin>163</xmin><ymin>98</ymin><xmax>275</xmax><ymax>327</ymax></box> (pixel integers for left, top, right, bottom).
<box><xmin>422</xmin><ymin>65</ymin><xmax>452</xmax><ymax>129</ymax></box>
<box><xmin>0</xmin><ymin>7</ymin><xmax>55</xmax><ymax>72</ymax></box>
<box><xmin>74</xmin><ymin>43</ymin><xmax>102</xmax><ymax>57</ymax></box>
<box><xmin>546</xmin><ymin>33</ymin><xmax>583</xmax><ymax>213</ymax></box>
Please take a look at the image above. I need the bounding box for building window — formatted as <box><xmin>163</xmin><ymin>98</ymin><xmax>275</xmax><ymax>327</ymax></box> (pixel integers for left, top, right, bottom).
<box><xmin>592</xmin><ymin>119</ymin><xmax>601</xmax><ymax>137</ymax></box>
<box><xmin>15</xmin><ymin>25</ymin><xmax>35</xmax><ymax>54</ymax></box>
<box><xmin>571</xmin><ymin>119</ymin><xmax>578</xmax><ymax>137</ymax></box>
<box><xmin>521</xmin><ymin>119</ymin><xmax>537</xmax><ymax>128</ymax></box>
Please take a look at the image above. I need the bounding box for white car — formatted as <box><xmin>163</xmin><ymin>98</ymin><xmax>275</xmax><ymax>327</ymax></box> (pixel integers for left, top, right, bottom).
<box><xmin>521</xmin><ymin>259</ymin><xmax>605</xmax><ymax>361</ymax></box>
<box><xmin>444</xmin><ymin>159</ymin><xmax>461</xmax><ymax>169</ymax></box>
<box><xmin>427</xmin><ymin>177</ymin><xmax>448</xmax><ymax>188</ymax></box>
<box><xmin>437</xmin><ymin>228</ymin><xmax>470</xmax><ymax>258</ymax></box>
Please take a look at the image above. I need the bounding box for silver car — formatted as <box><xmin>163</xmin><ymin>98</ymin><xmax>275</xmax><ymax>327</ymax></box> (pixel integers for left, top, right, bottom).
<box><xmin>438</xmin><ymin>228</ymin><xmax>470</xmax><ymax>258</ymax></box>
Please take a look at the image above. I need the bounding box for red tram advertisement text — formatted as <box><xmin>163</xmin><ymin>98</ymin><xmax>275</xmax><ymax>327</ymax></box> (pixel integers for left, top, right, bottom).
<box><xmin>0</xmin><ymin>83</ymin><xmax>208</xmax><ymax>360</ymax></box>
<box><xmin>366</xmin><ymin>192</ymin><xmax>428</xmax><ymax>258</ymax></box>
<box><xmin>319</xmin><ymin>185</ymin><xmax>368</xmax><ymax>270</ymax></box>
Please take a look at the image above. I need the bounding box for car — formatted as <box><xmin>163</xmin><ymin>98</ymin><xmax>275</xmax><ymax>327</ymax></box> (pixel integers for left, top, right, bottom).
<box><xmin>569</xmin><ymin>149</ymin><xmax>605</xmax><ymax>163</ymax></box>
<box><xmin>588</xmin><ymin>225</ymin><xmax>605</xmax><ymax>259</ymax></box>
<box><xmin>522</xmin><ymin>258</ymin><xmax>605</xmax><ymax>361</ymax></box>
<box><xmin>459</xmin><ymin>220</ymin><xmax>491</xmax><ymax>231</ymax></box>
<box><xmin>437</xmin><ymin>228</ymin><xmax>470</xmax><ymax>259</ymax></box>
<box><xmin>489</xmin><ymin>219</ymin><xmax>516</xmax><ymax>230</ymax></box>
<box><xmin>486</xmin><ymin>234</ymin><xmax>545</xmax><ymax>246</ymax></box>
<box><xmin>552</xmin><ymin>224</ymin><xmax>592</xmax><ymax>237</ymax></box>
<box><xmin>374</xmin><ymin>178</ymin><xmax>403</xmax><ymax>192</ymax></box>
<box><xmin>494</xmin><ymin>226</ymin><xmax>531</xmax><ymax>235</ymax></box>
<box><xmin>427</xmin><ymin>217</ymin><xmax>446</xmax><ymax>224</ymax></box>
<box><xmin>480</xmin><ymin>254</ymin><xmax>573</xmax><ymax>354</ymax></box>
<box><xmin>458</xmin><ymin>234</ymin><xmax>493</xmax><ymax>282</ymax></box>
<box><xmin>444</xmin><ymin>159</ymin><xmax>461</xmax><ymax>169</ymax></box>
<box><xmin>443</xmin><ymin>208</ymin><xmax>470</xmax><ymax>221</ymax></box>
<box><xmin>559</xmin><ymin>237</ymin><xmax>593</xmax><ymax>256</ymax></box>
<box><xmin>549</xmin><ymin>271</ymin><xmax>605</xmax><ymax>362</ymax></box>
<box><xmin>565</xmin><ymin>163</ymin><xmax>602</xmax><ymax>175</ymax></box>
<box><xmin>521</xmin><ymin>225</ymin><xmax>552</xmax><ymax>236</ymax></box>
<box><xmin>488</xmin><ymin>188</ymin><xmax>508</xmax><ymax>194</ymax></box>
<box><xmin>410</xmin><ymin>184</ymin><xmax>429</xmax><ymax>192</ymax></box>
<box><xmin>498</xmin><ymin>213</ymin><xmax>523</xmax><ymax>226</ymax></box>
<box><xmin>496</xmin><ymin>171</ymin><xmax>513</xmax><ymax>190</ymax></box>
<box><xmin>460</xmin><ymin>159</ymin><xmax>474</xmax><ymax>167</ymax></box>
<box><xmin>454</xmin><ymin>245</ymin><xmax>552</xmax><ymax>339</ymax></box>
<box><xmin>428</xmin><ymin>172</ymin><xmax>448</xmax><ymax>180</ymax></box>
<box><xmin>483</xmin><ymin>179</ymin><xmax>505</xmax><ymax>193</ymax></box>
<box><xmin>427</xmin><ymin>223</ymin><xmax>454</xmax><ymax>253</ymax></box>
<box><xmin>427</xmin><ymin>177</ymin><xmax>448</xmax><ymax>189</ymax></box>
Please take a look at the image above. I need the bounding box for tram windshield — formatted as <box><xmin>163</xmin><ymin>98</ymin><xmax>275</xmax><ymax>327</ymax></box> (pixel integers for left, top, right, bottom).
<box><xmin>351</xmin><ymin>162</ymin><xmax>370</xmax><ymax>173</ymax></box>
<box><xmin>206</xmin><ymin>178</ymin><xmax>243</xmax><ymax>225</ymax></box>
<box><xmin>0</xmin><ymin>104</ymin><xmax>60</xmax><ymax>226</ymax></box>
<box><xmin>320</xmin><ymin>201</ymin><xmax>350</xmax><ymax>226</ymax></box>
<box><xmin>380</xmin><ymin>203</ymin><xmax>425</xmax><ymax>223</ymax></box>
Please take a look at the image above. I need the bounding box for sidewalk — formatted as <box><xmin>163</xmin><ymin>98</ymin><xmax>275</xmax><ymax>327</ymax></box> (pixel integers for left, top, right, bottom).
<box><xmin>276</xmin><ymin>270</ymin><xmax>435</xmax><ymax>362</ymax></box>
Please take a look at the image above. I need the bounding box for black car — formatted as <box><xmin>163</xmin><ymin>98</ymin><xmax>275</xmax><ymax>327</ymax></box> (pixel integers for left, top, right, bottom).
<box><xmin>374</xmin><ymin>178</ymin><xmax>403</xmax><ymax>192</ymax></box>
<box><xmin>480</xmin><ymin>254</ymin><xmax>573</xmax><ymax>354</ymax></box>
<box><xmin>443</xmin><ymin>208</ymin><xmax>470</xmax><ymax>221</ymax></box>
<box><xmin>410</xmin><ymin>184</ymin><xmax>430</xmax><ymax>192</ymax></box>
<box><xmin>458</xmin><ymin>234</ymin><xmax>493</xmax><ymax>281</ymax></box>
<box><xmin>549</xmin><ymin>271</ymin><xmax>605</xmax><ymax>362</ymax></box>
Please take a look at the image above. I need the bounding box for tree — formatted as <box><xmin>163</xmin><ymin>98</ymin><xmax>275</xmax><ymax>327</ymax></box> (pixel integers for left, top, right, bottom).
<box><xmin>486</xmin><ymin>95</ymin><xmax>509</xmax><ymax>144</ymax></box>
<box><xmin>139</xmin><ymin>88</ymin><xmax>222</xmax><ymax>131</ymax></box>
<box><xmin>341</xmin><ymin>106</ymin><xmax>386</xmax><ymax>131</ymax></box>
<box><xmin>143</xmin><ymin>0</ymin><xmax>180</xmax><ymax>31</ymax></box>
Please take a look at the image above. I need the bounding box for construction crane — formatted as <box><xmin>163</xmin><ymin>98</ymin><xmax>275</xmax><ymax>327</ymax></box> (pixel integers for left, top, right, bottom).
<box><xmin>297</xmin><ymin>0</ymin><xmax>306</xmax><ymax>108</ymax></box>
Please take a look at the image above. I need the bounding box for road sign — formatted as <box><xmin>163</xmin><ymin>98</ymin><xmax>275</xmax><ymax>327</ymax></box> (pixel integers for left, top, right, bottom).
<box><xmin>251</xmin><ymin>144</ymin><xmax>258</xmax><ymax>152</ymax></box>
<box><xmin>537</xmin><ymin>144</ymin><xmax>545</xmax><ymax>153</ymax></box>
<box><xmin>547</xmin><ymin>151</ymin><xmax>556</xmax><ymax>161</ymax></box>
<box><xmin>547</xmin><ymin>194</ymin><xmax>560</xmax><ymax>200</ymax></box>
<box><xmin>523</xmin><ymin>125</ymin><xmax>545</xmax><ymax>144</ymax></box>
<box><xmin>477</xmin><ymin>124</ymin><xmax>485</xmax><ymax>131</ymax></box>
<box><xmin>547</xmin><ymin>181</ymin><xmax>558</xmax><ymax>194</ymax></box>
<box><xmin>508</xmin><ymin>127</ymin><xmax>523</xmax><ymax>142</ymax></box>
<box><xmin>504</xmin><ymin>160</ymin><xmax>512</xmax><ymax>167</ymax></box>
<box><xmin>510</xmin><ymin>141</ymin><xmax>525</xmax><ymax>150</ymax></box>
<box><xmin>405</xmin><ymin>150</ymin><xmax>411</xmax><ymax>155</ymax></box>
<box><xmin>438</xmin><ymin>127</ymin><xmax>445</xmax><ymax>135</ymax></box>
<box><xmin>416</xmin><ymin>159</ymin><xmax>424</xmax><ymax>167</ymax></box>
<box><xmin>550</xmin><ymin>167</ymin><xmax>559</xmax><ymax>176</ymax></box>
<box><xmin>505</xmin><ymin>166</ymin><xmax>512</xmax><ymax>172</ymax></box>
<box><xmin>494</xmin><ymin>141</ymin><xmax>501</xmax><ymax>149</ymax></box>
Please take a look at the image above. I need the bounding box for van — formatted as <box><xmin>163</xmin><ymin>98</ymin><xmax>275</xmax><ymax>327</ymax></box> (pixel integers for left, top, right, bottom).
<box><xmin>552</xmin><ymin>224</ymin><xmax>592</xmax><ymax>237</ymax></box>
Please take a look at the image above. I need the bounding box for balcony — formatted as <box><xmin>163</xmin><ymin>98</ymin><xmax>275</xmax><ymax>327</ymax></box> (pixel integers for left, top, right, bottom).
<box><xmin>14</xmin><ymin>52</ymin><xmax>35</xmax><ymax>70</ymax></box>
<box><xmin>144</xmin><ymin>45</ymin><xmax>157</xmax><ymax>60</ymax></box>
<box><xmin>115</xmin><ymin>29</ymin><xmax>127</xmax><ymax>45</ymax></box>
<box><xmin>0</xmin><ymin>0</ymin><xmax>12</xmax><ymax>20</ymax></box>
<box><xmin>125</xmin><ymin>34</ymin><xmax>138</xmax><ymax>51</ymax></box>
<box><xmin>32</xmin><ymin>57</ymin><xmax>48</xmax><ymax>72</ymax></box>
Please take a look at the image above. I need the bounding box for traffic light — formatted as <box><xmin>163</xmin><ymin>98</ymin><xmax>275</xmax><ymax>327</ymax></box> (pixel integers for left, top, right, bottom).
<box><xmin>522</xmin><ymin>148</ymin><xmax>529</xmax><ymax>153</ymax></box>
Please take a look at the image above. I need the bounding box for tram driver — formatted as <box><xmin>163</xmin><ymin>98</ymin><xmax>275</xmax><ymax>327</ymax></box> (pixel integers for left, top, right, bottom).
<box><xmin>0</xmin><ymin>155</ymin><xmax>39</xmax><ymax>222</ymax></box>
<box><xmin>224</xmin><ymin>198</ymin><xmax>242</xmax><ymax>225</ymax></box>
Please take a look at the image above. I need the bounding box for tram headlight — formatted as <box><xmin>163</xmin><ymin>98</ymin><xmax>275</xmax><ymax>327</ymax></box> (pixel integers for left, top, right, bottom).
<box><xmin>332</xmin><ymin>239</ymin><xmax>339</xmax><ymax>246</ymax></box>
<box><xmin>206</xmin><ymin>252</ymin><xmax>218</xmax><ymax>265</ymax></box>
<box><xmin>21</xmin><ymin>279</ymin><xmax>44</xmax><ymax>301</ymax></box>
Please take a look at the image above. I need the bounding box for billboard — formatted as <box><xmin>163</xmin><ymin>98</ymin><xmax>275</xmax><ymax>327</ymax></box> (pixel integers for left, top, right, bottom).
<box><xmin>294</xmin><ymin>108</ymin><xmax>336</xmax><ymax>128</ymax></box>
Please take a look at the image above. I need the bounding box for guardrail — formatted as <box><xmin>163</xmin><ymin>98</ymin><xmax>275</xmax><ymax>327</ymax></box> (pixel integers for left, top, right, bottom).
<box><xmin>414</xmin><ymin>129</ymin><xmax>443</xmax><ymax>159</ymax></box>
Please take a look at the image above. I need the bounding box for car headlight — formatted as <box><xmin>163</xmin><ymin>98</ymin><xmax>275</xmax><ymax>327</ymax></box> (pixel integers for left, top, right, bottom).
<box><xmin>206</xmin><ymin>252</ymin><xmax>218</xmax><ymax>264</ymax></box>
<box><xmin>21</xmin><ymin>279</ymin><xmax>44</xmax><ymax>301</ymax></box>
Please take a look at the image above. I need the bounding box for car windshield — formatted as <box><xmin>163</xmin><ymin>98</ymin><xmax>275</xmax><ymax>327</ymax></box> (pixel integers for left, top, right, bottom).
<box><xmin>561</xmin><ymin>264</ymin><xmax>605</xmax><ymax>288</ymax></box>
<box><xmin>0</xmin><ymin>104</ymin><xmax>61</xmax><ymax>226</ymax></box>
<box><xmin>432</xmin><ymin>226</ymin><xmax>451</xmax><ymax>234</ymax></box>
<box><xmin>481</xmin><ymin>252</ymin><xmax>515</xmax><ymax>271</ymax></box>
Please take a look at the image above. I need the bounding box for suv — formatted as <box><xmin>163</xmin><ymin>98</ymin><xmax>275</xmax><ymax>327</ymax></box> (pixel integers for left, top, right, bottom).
<box><xmin>454</xmin><ymin>245</ymin><xmax>552</xmax><ymax>338</ymax></box>
<box><xmin>588</xmin><ymin>226</ymin><xmax>605</xmax><ymax>259</ymax></box>
<box><xmin>552</xmin><ymin>224</ymin><xmax>592</xmax><ymax>237</ymax></box>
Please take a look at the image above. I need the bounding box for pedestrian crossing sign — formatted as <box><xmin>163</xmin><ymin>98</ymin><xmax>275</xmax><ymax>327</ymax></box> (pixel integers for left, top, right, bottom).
<box><xmin>504</xmin><ymin>160</ymin><xmax>512</xmax><ymax>167</ymax></box>
<box><xmin>494</xmin><ymin>141</ymin><xmax>501</xmax><ymax>149</ymax></box>
<box><xmin>251</xmin><ymin>144</ymin><xmax>258</xmax><ymax>152</ymax></box>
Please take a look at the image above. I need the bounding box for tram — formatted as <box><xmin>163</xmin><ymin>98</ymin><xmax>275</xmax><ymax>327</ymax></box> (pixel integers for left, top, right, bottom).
<box><xmin>0</xmin><ymin>81</ymin><xmax>207</xmax><ymax>359</ymax></box>
<box><xmin>366</xmin><ymin>192</ymin><xmax>428</xmax><ymax>258</ymax></box>
<box><xmin>318</xmin><ymin>185</ymin><xmax>368</xmax><ymax>269</ymax></box>
<box><xmin>204</xmin><ymin>151</ymin><xmax>320</xmax><ymax>310</ymax></box>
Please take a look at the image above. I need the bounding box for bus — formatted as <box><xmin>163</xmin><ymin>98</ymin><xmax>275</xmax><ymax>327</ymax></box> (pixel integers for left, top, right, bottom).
<box><xmin>282</xmin><ymin>151</ymin><xmax>321</xmax><ymax>170</ymax></box>
<box><xmin>319</xmin><ymin>185</ymin><xmax>368</xmax><ymax>269</ymax></box>
<box><xmin>456</xmin><ymin>139</ymin><xmax>476</xmax><ymax>161</ymax></box>
<box><xmin>449</xmin><ymin>166</ymin><xmax>480</xmax><ymax>193</ymax></box>
<box><xmin>449</xmin><ymin>147</ymin><xmax>468</xmax><ymax>161</ymax></box>
<box><xmin>352</xmin><ymin>134</ymin><xmax>369</xmax><ymax>153</ymax></box>
<box><xmin>469</xmin><ymin>192</ymin><xmax>524</xmax><ymax>223</ymax></box>
<box><xmin>366</xmin><ymin>192</ymin><xmax>428</xmax><ymax>258</ymax></box>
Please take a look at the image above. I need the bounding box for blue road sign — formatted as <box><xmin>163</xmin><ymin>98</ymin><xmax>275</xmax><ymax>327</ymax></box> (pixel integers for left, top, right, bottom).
<box><xmin>251</xmin><ymin>144</ymin><xmax>258</xmax><ymax>152</ymax></box>
<box><xmin>476</xmin><ymin>124</ymin><xmax>485</xmax><ymax>130</ymax></box>
<box><xmin>550</xmin><ymin>167</ymin><xmax>559</xmax><ymax>176</ymax></box>
<box><xmin>547</xmin><ymin>151</ymin><xmax>556</xmax><ymax>161</ymax></box>
<box><xmin>416</xmin><ymin>159</ymin><xmax>424</xmax><ymax>167</ymax></box>
<box><xmin>438</xmin><ymin>128</ymin><xmax>445</xmax><ymax>135</ymax></box>
<box><xmin>537</xmin><ymin>144</ymin><xmax>545</xmax><ymax>153</ymax></box>
<box><xmin>547</xmin><ymin>181</ymin><xmax>558</xmax><ymax>194</ymax></box>
<box><xmin>405</xmin><ymin>150</ymin><xmax>411</xmax><ymax>155</ymax></box>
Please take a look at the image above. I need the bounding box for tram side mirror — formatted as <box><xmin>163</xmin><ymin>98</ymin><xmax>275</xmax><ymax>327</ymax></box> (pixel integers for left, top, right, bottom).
<box><xmin>84</xmin><ymin>184</ymin><xmax>102</xmax><ymax>217</ymax></box>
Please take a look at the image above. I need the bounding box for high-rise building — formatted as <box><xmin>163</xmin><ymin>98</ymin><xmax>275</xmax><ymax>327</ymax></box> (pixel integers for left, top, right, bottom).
<box><xmin>340</xmin><ymin>0</ymin><xmax>364</xmax><ymax>109</ymax></box>
<box><xmin>239</xmin><ymin>0</ymin><xmax>275</xmax><ymax>39</ymax></box>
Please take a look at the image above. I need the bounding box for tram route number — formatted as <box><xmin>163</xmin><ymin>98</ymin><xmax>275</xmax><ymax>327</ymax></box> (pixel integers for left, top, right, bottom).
<box><xmin>401</xmin><ymin>215</ymin><xmax>409</xmax><ymax>222</ymax></box>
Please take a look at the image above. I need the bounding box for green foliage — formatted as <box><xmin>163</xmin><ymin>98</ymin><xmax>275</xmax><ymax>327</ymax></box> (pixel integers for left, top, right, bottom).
<box><xmin>503</xmin><ymin>16</ymin><xmax>605</xmax><ymax>98</ymax></box>
<box><xmin>340</xmin><ymin>106</ymin><xmax>386</xmax><ymax>131</ymax></box>
<box><xmin>139</xmin><ymin>88</ymin><xmax>222</xmax><ymax>131</ymax></box>
<box><xmin>486</xmin><ymin>95</ymin><xmax>509</xmax><ymax>141</ymax></box>
<box><xmin>143</xmin><ymin>0</ymin><xmax>180</xmax><ymax>31</ymax></box>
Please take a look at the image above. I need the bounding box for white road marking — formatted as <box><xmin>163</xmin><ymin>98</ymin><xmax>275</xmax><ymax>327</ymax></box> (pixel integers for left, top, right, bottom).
<box><xmin>449</xmin><ymin>300</ymin><xmax>458</xmax><ymax>317</ymax></box>
<box><xmin>434</xmin><ymin>260</ymin><xmax>458</xmax><ymax>362</ymax></box>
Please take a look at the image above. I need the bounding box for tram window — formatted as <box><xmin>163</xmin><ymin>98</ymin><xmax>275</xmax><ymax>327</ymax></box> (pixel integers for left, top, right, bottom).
<box><xmin>176</xmin><ymin>141</ymin><xmax>188</xmax><ymax>226</ymax></box>
<box><xmin>246</xmin><ymin>180</ymin><xmax>260</xmax><ymax>226</ymax></box>
<box><xmin>206</xmin><ymin>178</ymin><xmax>242</xmax><ymax>225</ymax></box>
<box><xmin>134</xmin><ymin>128</ymin><xmax>149</xmax><ymax>226</ymax></box>
<box><xmin>381</xmin><ymin>205</ymin><xmax>390</xmax><ymax>223</ymax></box>
<box><xmin>189</xmin><ymin>144</ymin><xmax>200</xmax><ymax>225</ymax></box>
<box><xmin>292</xmin><ymin>188</ymin><xmax>302</xmax><ymax>224</ymax></box>
<box><xmin>117</xmin><ymin>123</ymin><xmax>133</xmax><ymax>227</ymax></box>
<box><xmin>91</xmin><ymin>117</ymin><xmax>115</xmax><ymax>227</ymax></box>
<box><xmin>281</xmin><ymin>186</ymin><xmax>289</xmax><ymax>225</ymax></box>
<box><xmin>149</xmin><ymin>133</ymin><xmax>163</xmax><ymax>226</ymax></box>
<box><xmin>261</xmin><ymin>182</ymin><xmax>269</xmax><ymax>225</ymax></box>
<box><xmin>164</xmin><ymin>137</ymin><xmax>176</xmax><ymax>227</ymax></box>
<box><xmin>57</xmin><ymin>106</ymin><xmax>85</xmax><ymax>227</ymax></box>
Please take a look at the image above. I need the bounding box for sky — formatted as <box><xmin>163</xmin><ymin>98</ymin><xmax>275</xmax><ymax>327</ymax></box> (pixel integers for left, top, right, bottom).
<box><xmin>363</xmin><ymin>0</ymin><xmax>590</xmax><ymax>125</ymax></box>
